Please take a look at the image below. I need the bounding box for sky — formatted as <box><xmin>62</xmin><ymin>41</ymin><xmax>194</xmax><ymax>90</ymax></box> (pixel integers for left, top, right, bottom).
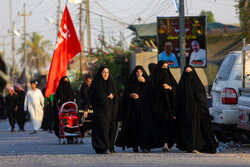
<box><xmin>0</xmin><ymin>0</ymin><xmax>239</xmax><ymax>68</ymax></box>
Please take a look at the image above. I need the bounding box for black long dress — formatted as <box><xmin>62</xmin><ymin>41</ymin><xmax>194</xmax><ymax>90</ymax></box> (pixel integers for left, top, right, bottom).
<box><xmin>16</xmin><ymin>89</ymin><xmax>26</xmax><ymax>130</ymax></box>
<box><xmin>53</xmin><ymin>76</ymin><xmax>75</xmax><ymax>138</ymax></box>
<box><xmin>90</xmin><ymin>66</ymin><xmax>118</xmax><ymax>153</ymax></box>
<box><xmin>5</xmin><ymin>93</ymin><xmax>19</xmax><ymax>130</ymax></box>
<box><xmin>115</xmin><ymin>65</ymin><xmax>159</xmax><ymax>151</ymax></box>
<box><xmin>80</xmin><ymin>82</ymin><xmax>93</xmax><ymax>132</ymax></box>
<box><xmin>152</xmin><ymin>60</ymin><xmax>177</xmax><ymax>148</ymax></box>
<box><xmin>176</xmin><ymin>65</ymin><xmax>218</xmax><ymax>153</ymax></box>
<box><xmin>0</xmin><ymin>94</ymin><xmax>6</xmax><ymax>120</ymax></box>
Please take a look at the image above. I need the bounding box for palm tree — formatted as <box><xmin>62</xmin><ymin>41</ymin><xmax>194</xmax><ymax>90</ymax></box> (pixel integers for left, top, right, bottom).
<box><xmin>19</xmin><ymin>32</ymin><xmax>52</xmax><ymax>74</ymax></box>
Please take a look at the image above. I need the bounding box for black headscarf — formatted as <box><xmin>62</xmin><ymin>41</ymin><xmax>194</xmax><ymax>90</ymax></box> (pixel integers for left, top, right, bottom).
<box><xmin>153</xmin><ymin>60</ymin><xmax>177</xmax><ymax>90</ymax></box>
<box><xmin>152</xmin><ymin>60</ymin><xmax>177</xmax><ymax>116</ymax></box>
<box><xmin>55</xmin><ymin>76</ymin><xmax>75</xmax><ymax>106</ymax></box>
<box><xmin>148</xmin><ymin>63</ymin><xmax>157</xmax><ymax>78</ymax></box>
<box><xmin>90</xmin><ymin>65</ymin><xmax>118</xmax><ymax>110</ymax></box>
<box><xmin>176</xmin><ymin>65</ymin><xmax>217</xmax><ymax>153</ymax></box>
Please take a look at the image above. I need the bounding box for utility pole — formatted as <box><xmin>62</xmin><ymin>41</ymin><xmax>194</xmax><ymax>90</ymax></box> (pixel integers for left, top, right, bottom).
<box><xmin>9</xmin><ymin>22</ymin><xmax>16</xmax><ymax>80</ymax></box>
<box><xmin>179</xmin><ymin>0</ymin><xmax>186</xmax><ymax>74</ymax></box>
<box><xmin>79</xmin><ymin>2</ymin><xmax>85</xmax><ymax>76</ymax></box>
<box><xmin>18</xmin><ymin>3</ymin><xmax>31</xmax><ymax>76</ymax></box>
<box><xmin>57</xmin><ymin>0</ymin><xmax>61</xmax><ymax>33</ymax></box>
<box><xmin>85</xmin><ymin>0</ymin><xmax>91</xmax><ymax>56</ymax></box>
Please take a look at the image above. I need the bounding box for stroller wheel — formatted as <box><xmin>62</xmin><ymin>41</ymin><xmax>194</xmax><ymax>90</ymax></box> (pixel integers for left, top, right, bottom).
<box><xmin>67</xmin><ymin>137</ymin><xmax>73</xmax><ymax>144</ymax></box>
<box><xmin>58</xmin><ymin>139</ymin><xmax>62</xmax><ymax>144</ymax></box>
<box><xmin>74</xmin><ymin>138</ymin><xmax>78</xmax><ymax>144</ymax></box>
<box><xmin>63</xmin><ymin>139</ymin><xmax>67</xmax><ymax>144</ymax></box>
<box><xmin>80</xmin><ymin>138</ymin><xmax>84</xmax><ymax>144</ymax></box>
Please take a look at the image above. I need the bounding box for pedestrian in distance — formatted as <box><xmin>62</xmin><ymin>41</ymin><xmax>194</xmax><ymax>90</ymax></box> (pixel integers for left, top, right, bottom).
<box><xmin>0</xmin><ymin>93</ymin><xmax>7</xmax><ymax>121</ymax></box>
<box><xmin>90</xmin><ymin>66</ymin><xmax>119</xmax><ymax>154</ymax></box>
<box><xmin>80</xmin><ymin>75</ymin><xmax>93</xmax><ymax>137</ymax></box>
<box><xmin>24</xmin><ymin>80</ymin><xmax>45</xmax><ymax>134</ymax></box>
<box><xmin>176</xmin><ymin>65</ymin><xmax>218</xmax><ymax>153</ymax></box>
<box><xmin>14</xmin><ymin>83</ymin><xmax>26</xmax><ymax>132</ymax></box>
<box><xmin>115</xmin><ymin>65</ymin><xmax>159</xmax><ymax>153</ymax></box>
<box><xmin>5</xmin><ymin>87</ymin><xmax>19</xmax><ymax>132</ymax></box>
<box><xmin>152</xmin><ymin>60</ymin><xmax>177</xmax><ymax>152</ymax></box>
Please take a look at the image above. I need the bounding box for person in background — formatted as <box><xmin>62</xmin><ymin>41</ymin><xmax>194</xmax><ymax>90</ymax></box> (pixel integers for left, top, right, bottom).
<box><xmin>0</xmin><ymin>93</ymin><xmax>6</xmax><ymax>121</ymax></box>
<box><xmin>158</xmin><ymin>42</ymin><xmax>179</xmax><ymax>68</ymax></box>
<box><xmin>15</xmin><ymin>83</ymin><xmax>26</xmax><ymax>132</ymax></box>
<box><xmin>24</xmin><ymin>80</ymin><xmax>44</xmax><ymax>134</ymax></box>
<box><xmin>148</xmin><ymin>63</ymin><xmax>157</xmax><ymax>80</ymax></box>
<box><xmin>80</xmin><ymin>75</ymin><xmax>93</xmax><ymax>136</ymax></box>
<box><xmin>5</xmin><ymin>87</ymin><xmax>19</xmax><ymax>132</ymax></box>
<box><xmin>80</xmin><ymin>75</ymin><xmax>93</xmax><ymax>110</ymax></box>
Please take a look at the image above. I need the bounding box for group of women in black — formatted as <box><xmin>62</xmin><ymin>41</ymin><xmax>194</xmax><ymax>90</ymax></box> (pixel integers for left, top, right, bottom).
<box><xmin>54</xmin><ymin>61</ymin><xmax>218</xmax><ymax>154</ymax></box>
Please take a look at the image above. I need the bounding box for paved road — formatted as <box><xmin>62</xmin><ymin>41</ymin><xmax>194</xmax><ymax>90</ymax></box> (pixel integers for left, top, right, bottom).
<box><xmin>0</xmin><ymin>121</ymin><xmax>250</xmax><ymax>167</ymax></box>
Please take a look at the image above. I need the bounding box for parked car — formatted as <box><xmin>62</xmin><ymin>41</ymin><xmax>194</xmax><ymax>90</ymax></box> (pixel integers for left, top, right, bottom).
<box><xmin>236</xmin><ymin>46</ymin><xmax>250</xmax><ymax>143</ymax></box>
<box><xmin>209</xmin><ymin>50</ymin><xmax>247</xmax><ymax>143</ymax></box>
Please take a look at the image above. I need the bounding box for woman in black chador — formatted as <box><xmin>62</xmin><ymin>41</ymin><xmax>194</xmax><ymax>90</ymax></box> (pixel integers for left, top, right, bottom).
<box><xmin>90</xmin><ymin>66</ymin><xmax>118</xmax><ymax>154</ymax></box>
<box><xmin>115</xmin><ymin>65</ymin><xmax>159</xmax><ymax>153</ymax></box>
<box><xmin>53</xmin><ymin>76</ymin><xmax>75</xmax><ymax>138</ymax></box>
<box><xmin>176</xmin><ymin>65</ymin><xmax>218</xmax><ymax>153</ymax></box>
<box><xmin>152</xmin><ymin>60</ymin><xmax>177</xmax><ymax>152</ymax></box>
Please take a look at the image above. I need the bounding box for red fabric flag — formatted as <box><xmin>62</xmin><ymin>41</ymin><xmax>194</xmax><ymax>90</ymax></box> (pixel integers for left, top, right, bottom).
<box><xmin>45</xmin><ymin>5</ymin><xmax>81</xmax><ymax>97</ymax></box>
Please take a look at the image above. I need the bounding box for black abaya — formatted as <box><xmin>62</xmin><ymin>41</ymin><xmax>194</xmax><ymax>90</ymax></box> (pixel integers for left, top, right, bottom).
<box><xmin>176</xmin><ymin>65</ymin><xmax>218</xmax><ymax>153</ymax></box>
<box><xmin>115</xmin><ymin>66</ymin><xmax>159</xmax><ymax>151</ymax></box>
<box><xmin>89</xmin><ymin>66</ymin><xmax>118</xmax><ymax>153</ymax></box>
<box><xmin>5</xmin><ymin>93</ymin><xmax>19</xmax><ymax>129</ymax></box>
<box><xmin>53</xmin><ymin>76</ymin><xmax>75</xmax><ymax>138</ymax></box>
<box><xmin>152</xmin><ymin>60</ymin><xmax>177</xmax><ymax>148</ymax></box>
<box><xmin>16</xmin><ymin>90</ymin><xmax>26</xmax><ymax>130</ymax></box>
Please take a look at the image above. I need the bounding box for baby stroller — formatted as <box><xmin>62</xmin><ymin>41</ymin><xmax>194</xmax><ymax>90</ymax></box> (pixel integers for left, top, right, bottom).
<box><xmin>58</xmin><ymin>101</ymin><xmax>84</xmax><ymax>144</ymax></box>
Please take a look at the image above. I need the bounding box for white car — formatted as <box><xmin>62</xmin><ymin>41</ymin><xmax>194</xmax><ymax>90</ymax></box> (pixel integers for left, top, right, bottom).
<box><xmin>209</xmin><ymin>51</ymin><xmax>243</xmax><ymax>142</ymax></box>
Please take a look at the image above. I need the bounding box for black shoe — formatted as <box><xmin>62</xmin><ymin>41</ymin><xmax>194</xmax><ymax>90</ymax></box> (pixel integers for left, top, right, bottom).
<box><xmin>142</xmin><ymin>149</ymin><xmax>150</xmax><ymax>153</ymax></box>
<box><xmin>95</xmin><ymin>148</ymin><xmax>105</xmax><ymax>154</ymax></box>
<box><xmin>30</xmin><ymin>130</ymin><xmax>37</xmax><ymax>134</ymax></box>
<box><xmin>11</xmin><ymin>128</ymin><xmax>15</xmax><ymax>132</ymax></box>
<box><xmin>133</xmin><ymin>147</ymin><xmax>139</xmax><ymax>153</ymax></box>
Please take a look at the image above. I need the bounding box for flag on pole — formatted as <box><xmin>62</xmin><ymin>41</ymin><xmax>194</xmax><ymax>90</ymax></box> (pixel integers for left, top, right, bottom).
<box><xmin>45</xmin><ymin>5</ymin><xmax>82</xmax><ymax>97</ymax></box>
<box><xmin>68</xmin><ymin>0</ymin><xmax>82</xmax><ymax>4</ymax></box>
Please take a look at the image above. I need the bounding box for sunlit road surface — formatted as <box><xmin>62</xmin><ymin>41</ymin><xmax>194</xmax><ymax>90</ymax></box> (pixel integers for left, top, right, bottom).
<box><xmin>0</xmin><ymin>121</ymin><xmax>250</xmax><ymax>167</ymax></box>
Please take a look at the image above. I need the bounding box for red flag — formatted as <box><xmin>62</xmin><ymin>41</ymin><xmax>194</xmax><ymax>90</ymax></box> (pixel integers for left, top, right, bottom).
<box><xmin>45</xmin><ymin>5</ymin><xmax>81</xmax><ymax>97</ymax></box>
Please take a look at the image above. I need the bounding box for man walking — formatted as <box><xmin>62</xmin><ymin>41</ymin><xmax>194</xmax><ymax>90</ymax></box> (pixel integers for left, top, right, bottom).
<box><xmin>24</xmin><ymin>81</ymin><xmax>44</xmax><ymax>134</ymax></box>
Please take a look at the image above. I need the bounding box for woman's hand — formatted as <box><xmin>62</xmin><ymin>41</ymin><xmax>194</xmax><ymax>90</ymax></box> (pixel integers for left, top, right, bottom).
<box><xmin>130</xmin><ymin>93</ymin><xmax>139</xmax><ymax>99</ymax></box>
<box><xmin>107</xmin><ymin>93</ymin><xmax>114</xmax><ymax>99</ymax></box>
<box><xmin>162</xmin><ymin>84</ymin><xmax>172</xmax><ymax>90</ymax></box>
<box><xmin>138</xmin><ymin>76</ymin><xmax>145</xmax><ymax>83</ymax></box>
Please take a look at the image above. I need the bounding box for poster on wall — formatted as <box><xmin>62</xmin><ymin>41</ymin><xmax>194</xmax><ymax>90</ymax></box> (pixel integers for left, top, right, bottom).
<box><xmin>157</xmin><ymin>16</ymin><xmax>207</xmax><ymax>68</ymax></box>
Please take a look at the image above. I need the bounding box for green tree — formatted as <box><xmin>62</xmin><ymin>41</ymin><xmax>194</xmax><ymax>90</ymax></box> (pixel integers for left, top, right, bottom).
<box><xmin>90</xmin><ymin>35</ymin><xmax>131</xmax><ymax>91</ymax></box>
<box><xmin>19</xmin><ymin>32</ymin><xmax>52</xmax><ymax>74</ymax></box>
<box><xmin>236</xmin><ymin>0</ymin><xmax>250</xmax><ymax>40</ymax></box>
<box><xmin>200</xmin><ymin>10</ymin><xmax>215</xmax><ymax>23</ymax></box>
